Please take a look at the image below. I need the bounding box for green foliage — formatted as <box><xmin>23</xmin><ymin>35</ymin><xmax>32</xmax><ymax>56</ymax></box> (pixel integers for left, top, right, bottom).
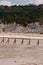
<box><xmin>0</xmin><ymin>4</ymin><xmax>43</xmax><ymax>25</ymax></box>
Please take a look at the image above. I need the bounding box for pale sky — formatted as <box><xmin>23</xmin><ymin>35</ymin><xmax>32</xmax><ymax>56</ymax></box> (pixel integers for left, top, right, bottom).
<box><xmin>0</xmin><ymin>0</ymin><xmax>43</xmax><ymax>6</ymax></box>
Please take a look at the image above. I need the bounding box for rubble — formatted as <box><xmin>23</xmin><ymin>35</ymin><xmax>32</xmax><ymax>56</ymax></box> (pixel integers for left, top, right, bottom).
<box><xmin>0</xmin><ymin>22</ymin><xmax>43</xmax><ymax>33</ymax></box>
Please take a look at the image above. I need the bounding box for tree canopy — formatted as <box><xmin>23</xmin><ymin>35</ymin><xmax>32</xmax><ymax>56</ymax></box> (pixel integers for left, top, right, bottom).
<box><xmin>0</xmin><ymin>4</ymin><xmax>43</xmax><ymax>25</ymax></box>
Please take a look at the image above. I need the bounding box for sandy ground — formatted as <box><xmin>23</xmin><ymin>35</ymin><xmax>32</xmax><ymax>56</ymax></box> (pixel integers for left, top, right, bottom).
<box><xmin>0</xmin><ymin>33</ymin><xmax>43</xmax><ymax>65</ymax></box>
<box><xmin>0</xmin><ymin>38</ymin><xmax>43</xmax><ymax>65</ymax></box>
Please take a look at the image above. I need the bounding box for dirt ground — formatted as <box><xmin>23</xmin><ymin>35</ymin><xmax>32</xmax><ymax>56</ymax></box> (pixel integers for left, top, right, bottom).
<box><xmin>0</xmin><ymin>43</ymin><xmax>43</xmax><ymax>65</ymax></box>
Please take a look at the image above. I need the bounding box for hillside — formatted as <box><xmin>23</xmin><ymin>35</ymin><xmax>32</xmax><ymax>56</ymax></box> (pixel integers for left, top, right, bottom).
<box><xmin>0</xmin><ymin>4</ymin><xmax>43</xmax><ymax>25</ymax></box>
